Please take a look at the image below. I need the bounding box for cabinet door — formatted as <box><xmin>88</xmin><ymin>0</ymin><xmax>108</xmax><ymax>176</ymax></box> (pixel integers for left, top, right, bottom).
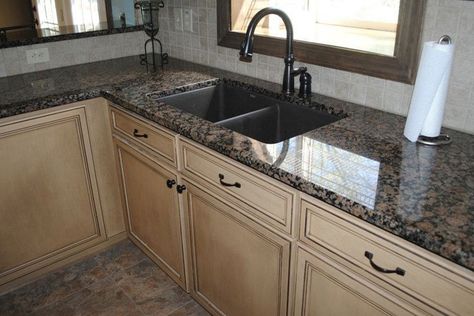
<box><xmin>115</xmin><ymin>140</ymin><xmax>186</xmax><ymax>287</ymax></box>
<box><xmin>183</xmin><ymin>181</ymin><xmax>291</xmax><ymax>316</ymax></box>
<box><xmin>294</xmin><ymin>248</ymin><xmax>419</xmax><ymax>316</ymax></box>
<box><xmin>0</xmin><ymin>108</ymin><xmax>106</xmax><ymax>285</ymax></box>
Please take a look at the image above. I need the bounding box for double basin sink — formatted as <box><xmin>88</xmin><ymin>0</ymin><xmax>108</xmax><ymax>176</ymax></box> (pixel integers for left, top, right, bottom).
<box><xmin>155</xmin><ymin>82</ymin><xmax>341</xmax><ymax>144</ymax></box>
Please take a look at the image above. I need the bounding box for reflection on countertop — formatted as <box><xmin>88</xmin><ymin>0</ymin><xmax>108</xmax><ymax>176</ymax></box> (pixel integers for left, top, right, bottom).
<box><xmin>255</xmin><ymin>138</ymin><xmax>380</xmax><ymax>209</ymax></box>
<box><xmin>0</xmin><ymin>56</ymin><xmax>472</xmax><ymax>270</ymax></box>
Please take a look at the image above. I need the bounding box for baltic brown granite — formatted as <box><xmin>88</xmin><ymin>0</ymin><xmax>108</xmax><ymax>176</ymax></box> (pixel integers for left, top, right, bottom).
<box><xmin>0</xmin><ymin>56</ymin><xmax>472</xmax><ymax>271</ymax></box>
<box><xmin>0</xmin><ymin>240</ymin><xmax>208</xmax><ymax>315</ymax></box>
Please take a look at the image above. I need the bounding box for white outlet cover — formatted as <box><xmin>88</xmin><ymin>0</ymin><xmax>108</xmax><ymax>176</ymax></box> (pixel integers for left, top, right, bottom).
<box><xmin>26</xmin><ymin>48</ymin><xmax>50</xmax><ymax>64</ymax></box>
<box><xmin>174</xmin><ymin>8</ymin><xmax>183</xmax><ymax>31</ymax></box>
<box><xmin>183</xmin><ymin>8</ymin><xmax>193</xmax><ymax>32</ymax></box>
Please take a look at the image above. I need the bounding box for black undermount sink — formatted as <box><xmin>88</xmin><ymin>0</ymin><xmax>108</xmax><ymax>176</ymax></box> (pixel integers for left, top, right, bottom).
<box><xmin>218</xmin><ymin>102</ymin><xmax>339</xmax><ymax>144</ymax></box>
<box><xmin>157</xmin><ymin>84</ymin><xmax>274</xmax><ymax>122</ymax></box>
<box><xmin>157</xmin><ymin>82</ymin><xmax>341</xmax><ymax>144</ymax></box>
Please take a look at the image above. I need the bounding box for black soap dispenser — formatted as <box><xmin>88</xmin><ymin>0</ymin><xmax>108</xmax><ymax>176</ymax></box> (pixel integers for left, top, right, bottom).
<box><xmin>298</xmin><ymin>72</ymin><xmax>312</xmax><ymax>99</ymax></box>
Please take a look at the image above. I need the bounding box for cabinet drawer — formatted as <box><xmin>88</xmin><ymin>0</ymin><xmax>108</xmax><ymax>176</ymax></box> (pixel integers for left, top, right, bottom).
<box><xmin>294</xmin><ymin>248</ymin><xmax>421</xmax><ymax>316</ymax></box>
<box><xmin>180</xmin><ymin>140</ymin><xmax>294</xmax><ymax>234</ymax></box>
<box><xmin>110</xmin><ymin>107</ymin><xmax>176</xmax><ymax>166</ymax></box>
<box><xmin>300</xmin><ymin>199</ymin><xmax>474</xmax><ymax>315</ymax></box>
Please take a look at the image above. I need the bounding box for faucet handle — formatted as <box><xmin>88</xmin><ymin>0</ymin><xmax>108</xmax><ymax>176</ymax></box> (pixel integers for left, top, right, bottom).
<box><xmin>292</xmin><ymin>66</ymin><xmax>307</xmax><ymax>76</ymax></box>
<box><xmin>298</xmin><ymin>72</ymin><xmax>312</xmax><ymax>99</ymax></box>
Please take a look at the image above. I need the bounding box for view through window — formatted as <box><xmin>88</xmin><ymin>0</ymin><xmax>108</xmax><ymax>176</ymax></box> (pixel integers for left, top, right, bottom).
<box><xmin>71</xmin><ymin>0</ymin><xmax>101</xmax><ymax>29</ymax></box>
<box><xmin>231</xmin><ymin>0</ymin><xmax>400</xmax><ymax>56</ymax></box>
<box><xmin>36</xmin><ymin>0</ymin><xmax>59</xmax><ymax>32</ymax></box>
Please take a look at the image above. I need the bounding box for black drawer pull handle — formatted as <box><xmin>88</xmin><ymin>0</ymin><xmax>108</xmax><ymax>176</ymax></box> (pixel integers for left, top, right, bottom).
<box><xmin>166</xmin><ymin>179</ymin><xmax>176</xmax><ymax>189</ymax></box>
<box><xmin>219</xmin><ymin>174</ymin><xmax>241</xmax><ymax>188</ymax></box>
<box><xmin>364</xmin><ymin>251</ymin><xmax>405</xmax><ymax>276</ymax></box>
<box><xmin>176</xmin><ymin>184</ymin><xmax>187</xmax><ymax>194</ymax></box>
<box><xmin>133</xmin><ymin>129</ymin><xmax>148</xmax><ymax>138</ymax></box>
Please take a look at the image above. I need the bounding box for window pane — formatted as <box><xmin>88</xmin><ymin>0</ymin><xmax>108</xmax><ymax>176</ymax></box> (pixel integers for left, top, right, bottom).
<box><xmin>231</xmin><ymin>0</ymin><xmax>400</xmax><ymax>56</ymax></box>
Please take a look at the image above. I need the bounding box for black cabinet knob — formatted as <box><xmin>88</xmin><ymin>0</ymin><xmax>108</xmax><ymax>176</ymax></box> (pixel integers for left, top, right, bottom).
<box><xmin>166</xmin><ymin>179</ymin><xmax>176</xmax><ymax>189</ymax></box>
<box><xmin>176</xmin><ymin>185</ymin><xmax>187</xmax><ymax>194</ymax></box>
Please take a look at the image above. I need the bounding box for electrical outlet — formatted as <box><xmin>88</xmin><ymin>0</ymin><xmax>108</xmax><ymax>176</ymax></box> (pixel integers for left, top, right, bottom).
<box><xmin>26</xmin><ymin>48</ymin><xmax>50</xmax><ymax>64</ymax></box>
<box><xmin>30</xmin><ymin>78</ymin><xmax>55</xmax><ymax>91</ymax></box>
<box><xmin>174</xmin><ymin>8</ymin><xmax>183</xmax><ymax>31</ymax></box>
<box><xmin>183</xmin><ymin>8</ymin><xmax>193</xmax><ymax>32</ymax></box>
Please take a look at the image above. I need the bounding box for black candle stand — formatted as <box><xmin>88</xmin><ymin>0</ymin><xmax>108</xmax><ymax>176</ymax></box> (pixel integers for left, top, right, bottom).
<box><xmin>135</xmin><ymin>0</ymin><xmax>168</xmax><ymax>72</ymax></box>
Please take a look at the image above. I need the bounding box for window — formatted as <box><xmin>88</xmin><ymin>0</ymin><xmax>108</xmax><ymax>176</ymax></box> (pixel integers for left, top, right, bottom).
<box><xmin>36</xmin><ymin>0</ymin><xmax>59</xmax><ymax>31</ymax></box>
<box><xmin>71</xmin><ymin>0</ymin><xmax>101</xmax><ymax>29</ymax></box>
<box><xmin>232</xmin><ymin>0</ymin><xmax>400</xmax><ymax>56</ymax></box>
<box><xmin>219</xmin><ymin>0</ymin><xmax>426</xmax><ymax>83</ymax></box>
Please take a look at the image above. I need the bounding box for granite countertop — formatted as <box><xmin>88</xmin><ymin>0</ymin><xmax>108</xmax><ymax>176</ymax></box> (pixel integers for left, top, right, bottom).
<box><xmin>1</xmin><ymin>56</ymin><xmax>473</xmax><ymax>271</ymax></box>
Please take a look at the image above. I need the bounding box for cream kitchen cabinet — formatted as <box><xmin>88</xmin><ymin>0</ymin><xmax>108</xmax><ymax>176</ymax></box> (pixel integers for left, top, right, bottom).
<box><xmin>109</xmin><ymin>105</ymin><xmax>188</xmax><ymax>289</ymax></box>
<box><xmin>178</xmin><ymin>139</ymin><xmax>296</xmax><ymax>236</ymax></box>
<box><xmin>113</xmin><ymin>137</ymin><xmax>187</xmax><ymax>288</ymax></box>
<box><xmin>182</xmin><ymin>179</ymin><xmax>291</xmax><ymax>316</ymax></box>
<box><xmin>4</xmin><ymin>96</ymin><xmax>472</xmax><ymax>314</ymax></box>
<box><xmin>296</xmin><ymin>196</ymin><xmax>474</xmax><ymax>316</ymax></box>
<box><xmin>109</xmin><ymin>107</ymin><xmax>177</xmax><ymax>168</ymax></box>
<box><xmin>109</xmin><ymin>106</ymin><xmax>294</xmax><ymax>314</ymax></box>
<box><xmin>109</xmin><ymin>106</ymin><xmax>473</xmax><ymax>316</ymax></box>
<box><xmin>293</xmin><ymin>247</ymin><xmax>420</xmax><ymax>316</ymax></box>
<box><xmin>0</xmin><ymin>99</ymin><xmax>125</xmax><ymax>293</ymax></box>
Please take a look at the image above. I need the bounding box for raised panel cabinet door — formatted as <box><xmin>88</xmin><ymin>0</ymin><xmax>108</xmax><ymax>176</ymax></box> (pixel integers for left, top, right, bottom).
<box><xmin>0</xmin><ymin>108</ymin><xmax>106</xmax><ymax>284</ymax></box>
<box><xmin>294</xmin><ymin>248</ymin><xmax>418</xmax><ymax>316</ymax></box>
<box><xmin>115</xmin><ymin>140</ymin><xmax>186</xmax><ymax>287</ymax></box>
<box><xmin>184</xmin><ymin>181</ymin><xmax>291</xmax><ymax>316</ymax></box>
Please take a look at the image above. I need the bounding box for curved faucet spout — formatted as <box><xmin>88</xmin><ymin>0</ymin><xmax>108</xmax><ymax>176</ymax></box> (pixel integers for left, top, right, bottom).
<box><xmin>239</xmin><ymin>7</ymin><xmax>308</xmax><ymax>96</ymax></box>
<box><xmin>239</xmin><ymin>8</ymin><xmax>294</xmax><ymax>61</ymax></box>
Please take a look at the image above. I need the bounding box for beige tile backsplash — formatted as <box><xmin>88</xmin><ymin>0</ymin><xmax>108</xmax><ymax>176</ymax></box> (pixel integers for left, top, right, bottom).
<box><xmin>0</xmin><ymin>0</ymin><xmax>473</xmax><ymax>134</ymax></box>
<box><xmin>0</xmin><ymin>31</ymin><xmax>147</xmax><ymax>77</ymax></box>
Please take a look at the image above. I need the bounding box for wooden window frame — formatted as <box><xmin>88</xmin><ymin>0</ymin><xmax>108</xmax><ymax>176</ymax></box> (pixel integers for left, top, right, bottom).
<box><xmin>217</xmin><ymin>0</ymin><xmax>426</xmax><ymax>84</ymax></box>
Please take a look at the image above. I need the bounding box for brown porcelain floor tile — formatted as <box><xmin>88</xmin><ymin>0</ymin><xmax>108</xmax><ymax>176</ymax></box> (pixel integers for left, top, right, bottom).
<box><xmin>0</xmin><ymin>240</ymin><xmax>209</xmax><ymax>316</ymax></box>
<box><xmin>130</xmin><ymin>284</ymin><xmax>194</xmax><ymax>316</ymax></box>
<box><xmin>167</xmin><ymin>301</ymin><xmax>209</xmax><ymax>316</ymax></box>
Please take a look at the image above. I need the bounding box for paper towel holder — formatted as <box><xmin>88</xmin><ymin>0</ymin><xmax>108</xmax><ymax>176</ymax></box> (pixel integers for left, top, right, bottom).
<box><xmin>417</xmin><ymin>134</ymin><xmax>452</xmax><ymax>146</ymax></box>
<box><xmin>416</xmin><ymin>35</ymin><xmax>453</xmax><ymax>147</ymax></box>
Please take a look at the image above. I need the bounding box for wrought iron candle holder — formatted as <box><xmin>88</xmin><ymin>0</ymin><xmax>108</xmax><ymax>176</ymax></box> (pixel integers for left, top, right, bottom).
<box><xmin>135</xmin><ymin>0</ymin><xmax>168</xmax><ymax>72</ymax></box>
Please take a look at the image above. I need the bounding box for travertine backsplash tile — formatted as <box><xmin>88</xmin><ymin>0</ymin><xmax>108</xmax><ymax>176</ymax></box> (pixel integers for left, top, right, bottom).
<box><xmin>0</xmin><ymin>32</ymin><xmax>147</xmax><ymax>78</ymax></box>
<box><xmin>0</xmin><ymin>0</ymin><xmax>473</xmax><ymax>134</ymax></box>
<box><xmin>0</xmin><ymin>62</ymin><xmax>6</xmax><ymax>77</ymax></box>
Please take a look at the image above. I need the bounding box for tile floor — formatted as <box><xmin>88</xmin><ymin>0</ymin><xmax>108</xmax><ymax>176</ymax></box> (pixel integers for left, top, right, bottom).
<box><xmin>0</xmin><ymin>240</ymin><xmax>209</xmax><ymax>316</ymax></box>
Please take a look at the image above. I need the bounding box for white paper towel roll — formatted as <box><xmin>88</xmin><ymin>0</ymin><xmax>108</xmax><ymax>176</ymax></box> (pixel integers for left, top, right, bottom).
<box><xmin>403</xmin><ymin>40</ymin><xmax>455</xmax><ymax>142</ymax></box>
